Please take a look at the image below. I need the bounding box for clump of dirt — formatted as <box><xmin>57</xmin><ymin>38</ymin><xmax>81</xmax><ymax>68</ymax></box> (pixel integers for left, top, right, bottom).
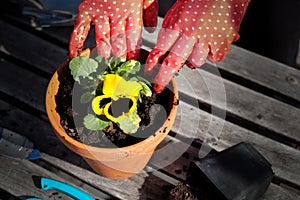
<box><xmin>170</xmin><ymin>182</ymin><xmax>198</xmax><ymax>200</ymax></box>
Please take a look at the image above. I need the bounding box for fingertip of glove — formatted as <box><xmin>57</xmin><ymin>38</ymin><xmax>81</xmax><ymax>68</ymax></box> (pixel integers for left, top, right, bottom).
<box><xmin>153</xmin><ymin>83</ymin><xmax>164</xmax><ymax>94</ymax></box>
<box><xmin>127</xmin><ymin>50</ymin><xmax>140</xmax><ymax>61</ymax></box>
<box><xmin>144</xmin><ymin>26</ymin><xmax>157</xmax><ymax>33</ymax></box>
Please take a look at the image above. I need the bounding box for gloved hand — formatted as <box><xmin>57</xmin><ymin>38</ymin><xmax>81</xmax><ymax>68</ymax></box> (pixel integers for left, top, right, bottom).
<box><xmin>145</xmin><ymin>0</ymin><xmax>250</xmax><ymax>93</ymax></box>
<box><xmin>69</xmin><ymin>0</ymin><xmax>158</xmax><ymax>60</ymax></box>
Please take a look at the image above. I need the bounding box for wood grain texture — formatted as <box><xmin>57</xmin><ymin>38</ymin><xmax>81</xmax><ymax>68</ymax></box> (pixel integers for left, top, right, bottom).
<box><xmin>0</xmin><ymin>156</ymin><xmax>82</xmax><ymax>199</ymax></box>
<box><xmin>0</xmin><ymin>58</ymin><xmax>48</xmax><ymax>113</ymax></box>
<box><xmin>218</xmin><ymin>45</ymin><xmax>300</xmax><ymax>102</ymax></box>
<box><xmin>41</xmin><ymin>153</ymin><xmax>172</xmax><ymax>200</ymax></box>
<box><xmin>0</xmin><ymin>100</ymin><xmax>85</xmax><ymax>165</ymax></box>
<box><xmin>0</xmin><ymin>20</ymin><xmax>67</xmax><ymax>75</ymax></box>
<box><xmin>1</xmin><ymin>91</ymin><xmax>299</xmax><ymax>199</ymax></box>
<box><xmin>142</xmin><ymin>17</ymin><xmax>300</xmax><ymax>104</ymax></box>
<box><xmin>262</xmin><ymin>184</ymin><xmax>300</xmax><ymax>200</ymax></box>
<box><xmin>175</xmin><ymin>67</ymin><xmax>300</xmax><ymax>143</ymax></box>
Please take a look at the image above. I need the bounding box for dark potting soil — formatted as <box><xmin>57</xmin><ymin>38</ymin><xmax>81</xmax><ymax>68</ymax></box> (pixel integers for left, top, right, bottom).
<box><xmin>55</xmin><ymin>63</ymin><xmax>173</xmax><ymax>148</ymax></box>
<box><xmin>169</xmin><ymin>182</ymin><xmax>198</xmax><ymax>200</ymax></box>
<box><xmin>170</xmin><ymin>179</ymin><xmax>224</xmax><ymax>200</ymax></box>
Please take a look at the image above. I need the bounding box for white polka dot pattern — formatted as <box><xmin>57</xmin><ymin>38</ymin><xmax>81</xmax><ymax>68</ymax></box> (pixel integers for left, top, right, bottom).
<box><xmin>145</xmin><ymin>0</ymin><xmax>250</xmax><ymax>93</ymax></box>
<box><xmin>69</xmin><ymin>0</ymin><xmax>158</xmax><ymax>60</ymax></box>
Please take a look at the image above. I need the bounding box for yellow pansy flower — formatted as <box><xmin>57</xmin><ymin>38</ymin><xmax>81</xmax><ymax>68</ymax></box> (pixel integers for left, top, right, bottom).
<box><xmin>92</xmin><ymin>74</ymin><xmax>143</xmax><ymax>123</ymax></box>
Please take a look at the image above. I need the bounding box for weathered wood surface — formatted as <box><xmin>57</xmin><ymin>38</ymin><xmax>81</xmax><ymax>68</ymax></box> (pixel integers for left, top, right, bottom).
<box><xmin>1</xmin><ymin>96</ymin><xmax>298</xmax><ymax>199</ymax></box>
<box><xmin>218</xmin><ymin>46</ymin><xmax>300</xmax><ymax>104</ymax></box>
<box><xmin>1</xmin><ymin>13</ymin><xmax>300</xmax><ymax>200</ymax></box>
<box><xmin>40</xmin><ymin>153</ymin><xmax>173</xmax><ymax>200</ymax></box>
<box><xmin>0</xmin><ymin>21</ymin><xmax>67</xmax><ymax>75</ymax></box>
<box><xmin>262</xmin><ymin>184</ymin><xmax>300</xmax><ymax>200</ymax></box>
<box><xmin>0</xmin><ymin>156</ymin><xmax>104</xmax><ymax>199</ymax></box>
<box><xmin>143</xmin><ymin>17</ymin><xmax>300</xmax><ymax>104</ymax></box>
<box><xmin>1</xmin><ymin>96</ymin><xmax>299</xmax><ymax>199</ymax></box>
<box><xmin>0</xmin><ymin>100</ymin><xmax>87</xmax><ymax>165</ymax></box>
<box><xmin>39</xmin><ymin>143</ymin><xmax>300</xmax><ymax>200</ymax></box>
<box><xmin>176</xmin><ymin>67</ymin><xmax>300</xmax><ymax>143</ymax></box>
<box><xmin>0</xmin><ymin>58</ymin><xmax>48</xmax><ymax>113</ymax></box>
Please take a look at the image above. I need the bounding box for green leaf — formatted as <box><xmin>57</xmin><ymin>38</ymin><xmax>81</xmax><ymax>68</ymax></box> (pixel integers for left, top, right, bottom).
<box><xmin>136</xmin><ymin>76</ymin><xmax>151</xmax><ymax>86</ymax></box>
<box><xmin>129</xmin><ymin>77</ymin><xmax>139</xmax><ymax>82</ymax></box>
<box><xmin>140</xmin><ymin>82</ymin><xmax>152</xmax><ymax>97</ymax></box>
<box><xmin>80</xmin><ymin>92</ymin><xmax>94</xmax><ymax>104</ymax></box>
<box><xmin>118</xmin><ymin>114</ymin><xmax>141</xmax><ymax>134</ymax></box>
<box><xmin>95</xmin><ymin>56</ymin><xmax>109</xmax><ymax>74</ymax></box>
<box><xmin>83</xmin><ymin>114</ymin><xmax>109</xmax><ymax>130</ymax></box>
<box><xmin>109</xmin><ymin>57</ymin><xmax>122</xmax><ymax>71</ymax></box>
<box><xmin>130</xmin><ymin>77</ymin><xmax>152</xmax><ymax>98</ymax></box>
<box><xmin>77</xmin><ymin>76</ymin><xmax>92</xmax><ymax>87</ymax></box>
<box><xmin>97</xmin><ymin>74</ymin><xmax>105</xmax><ymax>81</ymax></box>
<box><xmin>116</xmin><ymin>60</ymin><xmax>141</xmax><ymax>76</ymax></box>
<box><xmin>95</xmin><ymin>56</ymin><xmax>108</xmax><ymax>64</ymax></box>
<box><xmin>69</xmin><ymin>56</ymin><xmax>98</xmax><ymax>83</ymax></box>
<box><xmin>138</xmin><ymin>94</ymin><xmax>142</xmax><ymax>103</ymax></box>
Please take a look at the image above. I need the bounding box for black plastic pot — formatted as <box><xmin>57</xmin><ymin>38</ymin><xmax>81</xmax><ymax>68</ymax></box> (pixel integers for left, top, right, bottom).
<box><xmin>186</xmin><ymin>142</ymin><xmax>274</xmax><ymax>200</ymax></box>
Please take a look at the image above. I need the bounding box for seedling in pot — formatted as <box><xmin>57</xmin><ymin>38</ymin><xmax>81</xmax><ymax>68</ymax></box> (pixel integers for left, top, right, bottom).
<box><xmin>69</xmin><ymin>55</ymin><xmax>152</xmax><ymax>134</ymax></box>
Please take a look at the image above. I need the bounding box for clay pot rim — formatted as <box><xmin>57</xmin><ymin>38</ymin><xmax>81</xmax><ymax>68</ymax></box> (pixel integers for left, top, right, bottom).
<box><xmin>45</xmin><ymin>49</ymin><xmax>178</xmax><ymax>154</ymax></box>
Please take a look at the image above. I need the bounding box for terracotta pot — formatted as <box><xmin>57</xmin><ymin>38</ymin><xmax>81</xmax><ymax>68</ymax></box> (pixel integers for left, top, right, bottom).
<box><xmin>45</xmin><ymin>48</ymin><xmax>178</xmax><ymax>179</ymax></box>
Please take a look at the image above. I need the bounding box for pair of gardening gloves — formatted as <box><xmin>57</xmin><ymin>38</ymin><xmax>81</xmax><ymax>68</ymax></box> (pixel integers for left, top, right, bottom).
<box><xmin>69</xmin><ymin>0</ymin><xmax>250</xmax><ymax>93</ymax></box>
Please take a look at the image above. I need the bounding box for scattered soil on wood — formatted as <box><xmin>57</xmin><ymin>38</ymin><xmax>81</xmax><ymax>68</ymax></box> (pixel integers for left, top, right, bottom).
<box><xmin>169</xmin><ymin>182</ymin><xmax>198</xmax><ymax>200</ymax></box>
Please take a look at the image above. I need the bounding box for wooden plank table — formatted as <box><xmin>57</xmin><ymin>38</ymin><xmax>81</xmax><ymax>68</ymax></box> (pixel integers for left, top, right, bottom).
<box><xmin>1</xmin><ymin>15</ymin><xmax>300</xmax><ymax>199</ymax></box>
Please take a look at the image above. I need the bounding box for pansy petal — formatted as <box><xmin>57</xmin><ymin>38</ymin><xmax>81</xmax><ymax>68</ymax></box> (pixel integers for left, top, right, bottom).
<box><xmin>94</xmin><ymin>74</ymin><xmax>144</xmax><ymax>128</ymax></box>
<box><xmin>103</xmin><ymin>74</ymin><xmax>143</xmax><ymax>99</ymax></box>
<box><xmin>103</xmin><ymin>96</ymin><xmax>138</xmax><ymax>123</ymax></box>
<box><xmin>103</xmin><ymin>102</ymin><xmax>125</xmax><ymax>123</ymax></box>
<box><xmin>102</xmin><ymin>74</ymin><xmax>123</xmax><ymax>96</ymax></box>
<box><xmin>113</xmin><ymin>79</ymin><xmax>143</xmax><ymax>99</ymax></box>
<box><xmin>128</xmin><ymin>96</ymin><xmax>138</xmax><ymax>114</ymax></box>
<box><xmin>92</xmin><ymin>95</ymin><xmax>110</xmax><ymax>115</ymax></box>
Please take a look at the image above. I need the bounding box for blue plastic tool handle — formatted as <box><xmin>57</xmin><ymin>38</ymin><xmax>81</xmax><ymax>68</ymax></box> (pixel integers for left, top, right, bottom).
<box><xmin>40</xmin><ymin>177</ymin><xmax>95</xmax><ymax>200</ymax></box>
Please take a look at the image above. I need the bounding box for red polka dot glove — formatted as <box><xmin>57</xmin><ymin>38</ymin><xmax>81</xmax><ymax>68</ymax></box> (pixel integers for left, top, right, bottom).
<box><xmin>145</xmin><ymin>0</ymin><xmax>250</xmax><ymax>93</ymax></box>
<box><xmin>69</xmin><ymin>0</ymin><xmax>158</xmax><ymax>60</ymax></box>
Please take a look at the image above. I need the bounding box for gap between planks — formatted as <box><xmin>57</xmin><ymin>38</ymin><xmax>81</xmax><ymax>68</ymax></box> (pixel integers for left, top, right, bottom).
<box><xmin>0</xmin><ymin>156</ymin><xmax>101</xmax><ymax>200</ymax></box>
